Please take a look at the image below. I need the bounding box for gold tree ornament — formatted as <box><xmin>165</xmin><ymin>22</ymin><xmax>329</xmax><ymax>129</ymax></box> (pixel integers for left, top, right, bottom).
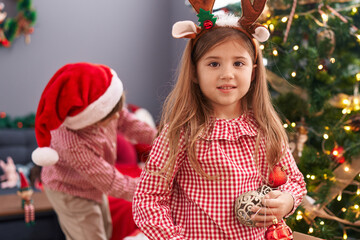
<box><xmin>346</xmin><ymin>114</ymin><xmax>360</xmax><ymax>132</ymax></box>
<box><xmin>329</xmin><ymin>81</ymin><xmax>360</xmax><ymax>113</ymax></box>
<box><xmin>316</xmin><ymin>28</ymin><xmax>336</xmax><ymax>56</ymax></box>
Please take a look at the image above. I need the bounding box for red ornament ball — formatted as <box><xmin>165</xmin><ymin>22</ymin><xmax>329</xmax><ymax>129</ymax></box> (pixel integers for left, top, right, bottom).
<box><xmin>268</xmin><ymin>165</ymin><xmax>287</xmax><ymax>188</ymax></box>
<box><xmin>203</xmin><ymin>20</ymin><xmax>213</xmax><ymax>29</ymax></box>
<box><xmin>1</xmin><ymin>39</ymin><xmax>10</xmax><ymax>47</ymax></box>
<box><xmin>265</xmin><ymin>219</ymin><xmax>293</xmax><ymax>240</ymax></box>
<box><xmin>331</xmin><ymin>146</ymin><xmax>345</xmax><ymax>164</ymax></box>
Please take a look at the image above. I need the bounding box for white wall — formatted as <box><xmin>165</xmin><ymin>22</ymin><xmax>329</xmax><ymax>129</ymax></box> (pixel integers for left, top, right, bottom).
<box><xmin>0</xmin><ymin>0</ymin><xmax>174</xmax><ymax>122</ymax></box>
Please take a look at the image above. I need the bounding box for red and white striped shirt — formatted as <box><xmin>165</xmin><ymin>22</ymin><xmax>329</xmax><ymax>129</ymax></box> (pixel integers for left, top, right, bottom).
<box><xmin>133</xmin><ymin>112</ymin><xmax>306</xmax><ymax>240</ymax></box>
<box><xmin>41</xmin><ymin>108</ymin><xmax>157</xmax><ymax>204</ymax></box>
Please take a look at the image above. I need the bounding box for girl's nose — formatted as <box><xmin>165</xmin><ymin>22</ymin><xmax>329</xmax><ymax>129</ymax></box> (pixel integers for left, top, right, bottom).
<box><xmin>220</xmin><ymin>65</ymin><xmax>235</xmax><ymax>80</ymax></box>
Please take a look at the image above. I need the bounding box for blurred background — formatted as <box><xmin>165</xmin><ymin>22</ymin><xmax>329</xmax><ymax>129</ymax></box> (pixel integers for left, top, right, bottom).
<box><xmin>0</xmin><ymin>0</ymin><xmax>198</xmax><ymax>123</ymax></box>
<box><xmin>1</xmin><ymin>0</ymin><xmax>360</xmax><ymax>239</ymax></box>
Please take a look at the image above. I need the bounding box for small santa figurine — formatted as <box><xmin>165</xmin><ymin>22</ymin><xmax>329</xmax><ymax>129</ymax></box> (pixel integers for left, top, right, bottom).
<box><xmin>17</xmin><ymin>170</ymin><xmax>35</xmax><ymax>226</ymax></box>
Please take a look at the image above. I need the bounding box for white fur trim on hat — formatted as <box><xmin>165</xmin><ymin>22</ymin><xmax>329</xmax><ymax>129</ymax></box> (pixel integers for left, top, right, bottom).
<box><xmin>32</xmin><ymin>147</ymin><xmax>59</xmax><ymax>166</ymax></box>
<box><xmin>63</xmin><ymin>69</ymin><xmax>123</xmax><ymax>130</ymax></box>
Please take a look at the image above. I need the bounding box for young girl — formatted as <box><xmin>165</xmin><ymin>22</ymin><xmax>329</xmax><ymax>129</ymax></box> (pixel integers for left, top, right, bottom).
<box><xmin>31</xmin><ymin>62</ymin><xmax>157</xmax><ymax>240</ymax></box>
<box><xmin>133</xmin><ymin>1</ymin><xmax>306</xmax><ymax>239</ymax></box>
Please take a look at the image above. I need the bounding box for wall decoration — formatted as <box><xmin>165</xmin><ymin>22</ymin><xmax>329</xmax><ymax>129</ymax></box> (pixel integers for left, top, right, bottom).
<box><xmin>0</xmin><ymin>0</ymin><xmax>36</xmax><ymax>48</ymax></box>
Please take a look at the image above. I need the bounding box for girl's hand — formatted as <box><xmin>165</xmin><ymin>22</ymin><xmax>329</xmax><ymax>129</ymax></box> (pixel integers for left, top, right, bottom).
<box><xmin>250</xmin><ymin>190</ymin><xmax>294</xmax><ymax>227</ymax></box>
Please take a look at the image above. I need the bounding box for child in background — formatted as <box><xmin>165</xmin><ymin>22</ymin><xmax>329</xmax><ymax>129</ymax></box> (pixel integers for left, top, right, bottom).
<box><xmin>31</xmin><ymin>62</ymin><xmax>157</xmax><ymax>240</ymax></box>
<box><xmin>133</xmin><ymin>0</ymin><xmax>306</xmax><ymax>239</ymax></box>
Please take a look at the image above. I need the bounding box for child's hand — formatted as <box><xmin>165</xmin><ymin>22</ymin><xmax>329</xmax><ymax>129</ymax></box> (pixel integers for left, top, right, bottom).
<box><xmin>250</xmin><ymin>190</ymin><xmax>294</xmax><ymax>227</ymax></box>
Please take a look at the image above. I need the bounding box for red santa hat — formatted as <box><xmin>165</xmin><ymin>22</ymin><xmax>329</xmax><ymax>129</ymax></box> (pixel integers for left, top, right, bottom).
<box><xmin>31</xmin><ymin>62</ymin><xmax>123</xmax><ymax>166</ymax></box>
<box><xmin>19</xmin><ymin>170</ymin><xmax>31</xmax><ymax>192</ymax></box>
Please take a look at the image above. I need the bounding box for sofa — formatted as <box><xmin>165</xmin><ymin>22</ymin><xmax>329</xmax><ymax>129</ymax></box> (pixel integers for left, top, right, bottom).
<box><xmin>0</xmin><ymin>128</ymin><xmax>65</xmax><ymax>240</ymax></box>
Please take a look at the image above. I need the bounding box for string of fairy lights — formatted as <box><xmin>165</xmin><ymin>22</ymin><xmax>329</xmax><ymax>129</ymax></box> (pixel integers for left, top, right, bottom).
<box><xmin>259</xmin><ymin>3</ymin><xmax>360</xmax><ymax>239</ymax></box>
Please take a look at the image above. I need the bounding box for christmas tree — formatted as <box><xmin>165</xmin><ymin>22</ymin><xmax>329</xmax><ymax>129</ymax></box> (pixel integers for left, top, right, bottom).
<box><xmin>221</xmin><ymin>0</ymin><xmax>360</xmax><ymax>239</ymax></box>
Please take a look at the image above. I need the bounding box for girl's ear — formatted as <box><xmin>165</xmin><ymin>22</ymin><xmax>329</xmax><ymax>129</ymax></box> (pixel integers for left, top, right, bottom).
<box><xmin>251</xmin><ymin>64</ymin><xmax>257</xmax><ymax>81</ymax></box>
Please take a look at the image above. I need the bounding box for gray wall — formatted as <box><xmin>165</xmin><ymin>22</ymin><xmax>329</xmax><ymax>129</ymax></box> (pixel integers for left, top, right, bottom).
<box><xmin>1</xmin><ymin>0</ymin><xmax>196</xmax><ymax>123</ymax></box>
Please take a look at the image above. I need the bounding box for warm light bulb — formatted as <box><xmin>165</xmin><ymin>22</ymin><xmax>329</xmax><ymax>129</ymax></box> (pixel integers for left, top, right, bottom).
<box><xmin>306</xmin><ymin>174</ymin><xmax>311</xmax><ymax>179</ymax></box>
<box><xmin>321</xmin><ymin>13</ymin><xmax>328</xmax><ymax>22</ymax></box>
<box><xmin>357</xmin><ymin>186</ymin><xmax>360</xmax><ymax>195</ymax></box>
<box><xmin>269</xmin><ymin>24</ymin><xmax>275</xmax><ymax>32</ymax></box>
<box><xmin>343</xmin><ymin>231</ymin><xmax>348</xmax><ymax>239</ymax></box>
<box><xmin>337</xmin><ymin>193</ymin><xmax>342</xmax><ymax>201</ymax></box>
<box><xmin>291</xmin><ymin>122</ymin><xmax>296</xmax><ymax>127</ymax></box>
<box><xmin>260</xmin><ymin>44</ymin><xmax>264</xmax><ymax>50</ymax></box>
<box><xmin>330</xmin><ymin>58</ymin><xmax>335</xmax><ymax>63</ymax></box>
<box><xmin>356</xmin><ymin>73</ymin><xmax>360</xmax><ymax>81</ymax></box>
<box><xmin>323</xmin><ymin>134</ymin><xmax>329</xmax><ymax>139</ymax></box>
<box><xmin>310</xmin><ymin>175</ymin><xmax>315</xmax><ymax>180</ymax></box>
<box><xmin>333</xmin><ymin>150</ymin><xmax>339</xmax><ymax>156</ymax></box>
<box><xmin>342</xmin><ymin>207</ymin><xmax>347</xmax><ymax>212</ymax></box>
<box><xmin>344</xmin><ymin>126</ymin><xmax>351</xmax><ymax>131</ymax></box>
<box><xmin>293</xmin><ymin>45</ymin><xmax>299</xmax><ymax>51</ymax></box>
<box><xmin>320</xmin><ymin>221</ymin><xmax>324</xmax><ymax>225</ymax></box>
<box><xmin>273</xmin><ymin>49</ymin><xmax>278</xmax><ymax>56</ymax></box>
<box><xmin>342</xmin><ymin>99</ymin><xmax>350</xmax><ymax>105</ymax></box>
<box><xmin>318</xmin><ymin>64</ymin><xmax>324</xmax><ymax>70</ymax></box>
<box><xmin>283</xmin><ymin>123</ymin><xmax>288</xmax><ymax>128</ymax></box>
<box><xmin>344</xmin><ymin>166</ymin><xmax>349</xmax><ymax>172</ymax></box>
<box><xmin>308</xmin><ymin>227</ymin><xmax>314</xmax><ymax>233</ymax></box>
<box><xmin>342</xmin><ymin>108</ymin><xmax>348</xmax><ymax>114</ymax></box>
<box><xmin>354</xmin><ymin>97</ymin><xmax>359</xmax><ymax>105</ymax></box>
<box><xmin>352</xmin><ymin>7</ymin><xmax>358</xmax><ymax>14</ymax></box>
<box><xmin>355</xmin><ymin>104</ymin><xmax>360</xmax><ymax>111</ymax></box>
<box><xmin>291</xmin><ymin>72</ymin><xmax>296</xmax><ymax>77</ymax></box>
<box><xmin>354</xmin><ymin>204</ymin><xmax>359</xmax><ymax>209</ymax></box>
<box><xmin>281</xmin><ymin>17</ymin><xmax>288</xmax><ymax>23</ymax></box>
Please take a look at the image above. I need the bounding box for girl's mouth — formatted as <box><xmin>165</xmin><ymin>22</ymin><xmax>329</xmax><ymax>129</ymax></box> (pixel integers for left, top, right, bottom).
<box><xmin>217</xmin><ymin>86</ymin><xmax>236</xmax><ymax>90</ymax></box>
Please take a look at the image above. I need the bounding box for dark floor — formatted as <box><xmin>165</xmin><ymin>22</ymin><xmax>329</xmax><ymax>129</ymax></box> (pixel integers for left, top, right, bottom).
<box><xmin>0</xmin><ymin>211</ymin><xmax>65</xmax><ymax>240</ymax></box>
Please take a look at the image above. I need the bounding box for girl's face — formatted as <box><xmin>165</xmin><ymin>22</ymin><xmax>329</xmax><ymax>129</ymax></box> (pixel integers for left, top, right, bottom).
<box><xmin>196</xmin><ymin>39</ymin><xmax>254</xmax><ymax>119</ymax></box>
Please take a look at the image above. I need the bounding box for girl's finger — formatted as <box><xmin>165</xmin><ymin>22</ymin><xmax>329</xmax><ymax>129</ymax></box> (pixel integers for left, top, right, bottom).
<box><xmin>251</xmin><ymin>214</ymin><xmax>278</xmax><ymax>224</ymax></box>
<box><xmin>264</xmin><ymin>190</ymin><xmax>282</xmax><ymax>199</ymax></box>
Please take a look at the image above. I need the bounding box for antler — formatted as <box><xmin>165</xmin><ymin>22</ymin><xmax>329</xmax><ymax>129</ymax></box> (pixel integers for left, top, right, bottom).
<box><xmin>240</xmin><ymin>0</ymin><xmax>269</xmax><ymax>42</ymax></box>
<box><xmin>188</xmin><ymin>0</ymin><xmax>215</xmax><ymax>13</ymax></box>
<box><xmin>240</xmin><ymin>0</ymin><xmax>266</xmax><ymax>28</ymax></box>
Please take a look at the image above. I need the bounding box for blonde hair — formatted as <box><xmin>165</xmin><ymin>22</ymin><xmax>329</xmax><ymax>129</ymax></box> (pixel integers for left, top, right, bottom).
<box><xmin>157</xmin><ymin>28</ymin><xmax>288</xmax><ymax>182</ymax></box>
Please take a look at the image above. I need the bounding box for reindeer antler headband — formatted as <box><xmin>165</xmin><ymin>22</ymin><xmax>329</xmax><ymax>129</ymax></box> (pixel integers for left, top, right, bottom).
<box><xmin>172</xmin><ymin>0</ymin><xmax>270</xmax><ymax>60</ymax></box>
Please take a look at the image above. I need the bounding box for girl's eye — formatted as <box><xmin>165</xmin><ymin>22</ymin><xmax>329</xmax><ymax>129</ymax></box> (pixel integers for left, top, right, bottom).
<box><xmin>209</xmin><ymin>62</ymin><xmax>219</xmax><ymax>67</ymax></box>
<box><xmin>234</xmin><ymin>61</ymin><xmax>244</xmax><ymax>67</ymax></box>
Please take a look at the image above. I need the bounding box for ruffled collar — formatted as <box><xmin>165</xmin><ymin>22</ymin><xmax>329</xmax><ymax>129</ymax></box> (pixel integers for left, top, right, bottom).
<box><xmin>199</xmin><ymin>112</ymin><xmax>258</xmax><ymax>141</ymax></box>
